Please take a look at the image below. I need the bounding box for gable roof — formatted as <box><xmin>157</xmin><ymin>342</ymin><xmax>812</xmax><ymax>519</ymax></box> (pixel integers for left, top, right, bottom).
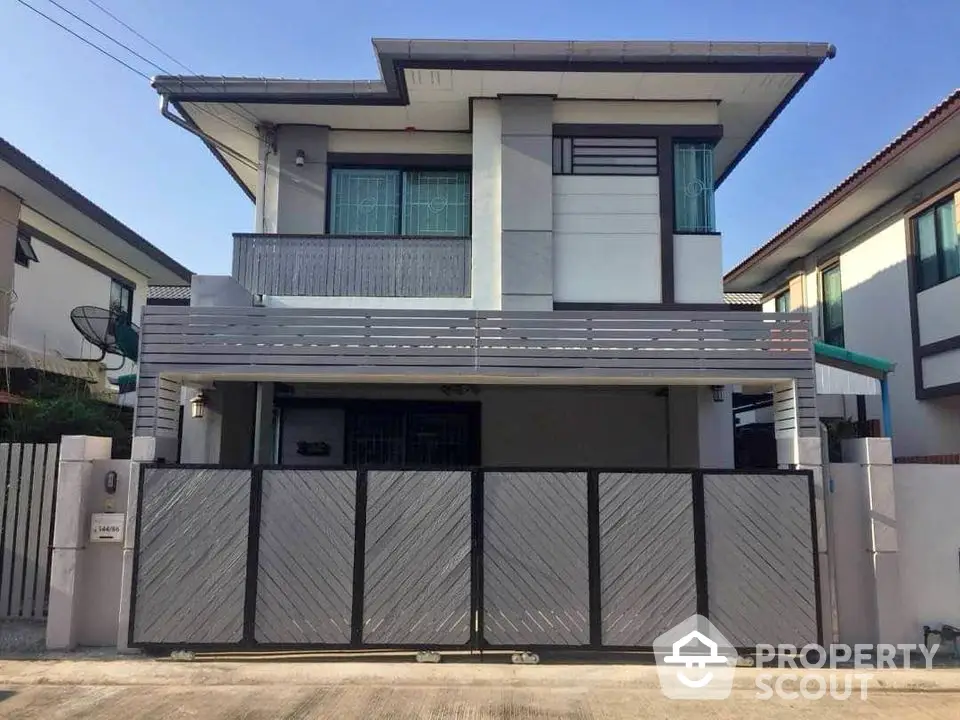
<box><xmin>0</xmin><ymin>138</ymin><xmax>191</xmax><ymax>285</ymax></box>
<box><xmin>725</xmin><ymin>89</ymin><xmax>960</xmax><ymax>291</ymax></box>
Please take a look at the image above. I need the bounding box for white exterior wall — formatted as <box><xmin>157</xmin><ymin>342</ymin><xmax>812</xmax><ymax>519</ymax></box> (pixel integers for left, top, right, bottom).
<box><xmin>917</xmin><ymin>275</ymin><xmax>960</xmax><ymax>345</ymax></box>
<box><xmin>328</xmin><ymin>131</ymin><xmax>470</xmax><ymax>155</ymax></box>
<box><xmin>552</xmin><ymin>176</ymin><xmax>661</xmax><ymax>303</ymax></box>
<box><xmin>782</xmin><ymin>212</ymin><xmax>960</xmax><ymax>458</ymax></box>
<box><xmin>471</xmin><ymin>99</ymin><xmax>502</xmax><ymax>311</ymax></box>
<box><xmin>674</xmin><ymin>234</ymin><xmax>723</xmax><ymax>303</ymax></box>
<box><xmin>552</xmin><ymin>100</ymin><xmax>720</xmax><ymax>126</ymax></box>
<box><xmin>12</xmin><ymin>207</ymin><xmax>147</xmax><ymax>383</ymax></box>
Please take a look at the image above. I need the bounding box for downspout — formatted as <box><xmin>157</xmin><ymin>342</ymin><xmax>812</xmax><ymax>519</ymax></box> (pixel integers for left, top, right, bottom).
<box><xmin>158</xmin><ymin>94</ymin><xmax>256</xmax><ymax>170</ymax></box>
<box><xmin>880</xmin><ymin>375</ymin><xmax>893</xmax><ymax>438</ymax></box>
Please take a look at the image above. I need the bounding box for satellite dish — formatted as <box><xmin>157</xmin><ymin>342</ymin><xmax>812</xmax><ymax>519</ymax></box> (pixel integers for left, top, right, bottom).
<box><xmin>69</xmin><ymin>306</ymin><xmax>140</xmax><ymax>369</ymax></box>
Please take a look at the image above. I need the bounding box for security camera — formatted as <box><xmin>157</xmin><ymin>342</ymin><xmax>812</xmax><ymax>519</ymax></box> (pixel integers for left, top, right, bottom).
<box><xmin>295</xmin><ymin>150</ymin><xmax>306</xmax><ymax>167</ymax></box>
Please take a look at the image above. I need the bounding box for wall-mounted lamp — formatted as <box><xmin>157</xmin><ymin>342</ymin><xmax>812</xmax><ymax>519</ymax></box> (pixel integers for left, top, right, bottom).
<box><xmin>711</xmin><ymin>385</ymin><xmax>726</xmax><ymax>403</ymax></box>
<box><xmin>295</xmin><ymin>149</ymin><xmax>306</xmax><ymax>167</ymax></box>
<box><xmin>190</xmin><ymin>390</ymin><xmax>208</xmax><ymax>419</ymax></box>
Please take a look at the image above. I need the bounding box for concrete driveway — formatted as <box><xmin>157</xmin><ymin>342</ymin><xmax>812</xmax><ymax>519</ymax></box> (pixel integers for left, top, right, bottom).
<box><xmin>1</xmin><ymin>658</ymin><xmax>960</xmax><ymax>718</ymax></box>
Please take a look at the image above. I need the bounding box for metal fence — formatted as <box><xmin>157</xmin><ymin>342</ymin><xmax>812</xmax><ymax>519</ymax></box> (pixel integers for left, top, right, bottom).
<box><xmin>128</xmin><ymin>465</ymin><xmax>820</xmax><ymax>652</ymax></box>
<box><xmin>0</xmin><ymin>443</ymin><xmax>59</xmax><ymax>619</ymax></box>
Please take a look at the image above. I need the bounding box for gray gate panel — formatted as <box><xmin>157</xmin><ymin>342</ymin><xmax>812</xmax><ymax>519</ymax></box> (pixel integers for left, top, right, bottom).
<box><xmin>599</xmin><ymin>473</ymin><xmax>696</xmax><ymax>646</ymax></box>
<box><xmin>132</xmin><ymin>468</ymin><xmax>250</xmax><ymax>644</ymax></box>
<box><xmin>255</xmin><ymin>470</ymin><xmax>356</xmax><ymax>644</ymax></box>
<box><xmin>704</xmin><ymin>473</ymin><xmax>818</xmax><ymax>647</ymax></box>
<box><xmin>483</xmin><ymin>472</ymin><xmax>589</xmax><ymax>646</ymax></box>
<box><xmin>363</xmin><ymin>470</ymin><xmax>471</xmax><ymax>645</ymax></box>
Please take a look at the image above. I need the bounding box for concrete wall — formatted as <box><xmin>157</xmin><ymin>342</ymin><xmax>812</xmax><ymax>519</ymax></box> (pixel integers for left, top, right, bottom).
<box><xmin>674</xmin><ymin>234</ymin><xmax>723</xmax><ymax>303</ymax></box>
<box><xmin>0</xmin><ymin>188</ymin><xmax>20</xmax><ymax>335</ymax></box>
<box><xmin>471</xmin><ymin>99</ymin><xmax>503</xmax><ymax>311</ymax></box>
<box><xmin>553</xmin><ymin>176</ymin><xmax>661</xmax><ymax>303</ymax></box>
<box><xmin>894</xmin><ymin>464</ymin><xmax>960</xmax><ymax>637</ymax></box>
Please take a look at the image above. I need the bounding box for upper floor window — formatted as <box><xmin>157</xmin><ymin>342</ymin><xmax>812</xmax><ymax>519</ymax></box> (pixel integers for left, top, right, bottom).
<box><xmin>914</xmin><ymin>197</ymin><xmax>959</xmax><ymax>292</ymax></box>
<box><xmin>110</xmin><ymin>279</ymin><xmax>133</xmax><ymax>319</ymax></box>
<box><xmin>328</xmin><ymin>168</ymin><xmax>470</xmax><ymax>237</ymax></box>
<box><xmin>674</xmin><ymin>142</ymin><xmax>716</xmax><ymax>233</ymax></box>
<box><xmin>774</xmin><ymin>290</ymin><xmax>790</xmax><ymax>313</ymax></box>
<box><xmin>14</xmin><ymin>231</ymin><xmax>38</xmax><ymax>268</ymax></box>
<box><xmin>820</xmin><ymin>263</ymin><xmax>844</xmax><ymax>347</ymax></box>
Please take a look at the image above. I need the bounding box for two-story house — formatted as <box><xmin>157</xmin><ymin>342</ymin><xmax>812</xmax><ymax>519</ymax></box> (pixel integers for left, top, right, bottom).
<box><xmin>139</xmin><ymin>38</ymin><xmax>834</xmax><ymax>471</ymax></box>
<box><xmin>123</xmin><ymin>39</ymin><xmax>838</xmax><ymax>655</ymax></box>
<box><xmin>0</xmin><ymin>137</ymin><xmax>191</xmax><ymax>402</ymax></box>
<box><xmin>725</xmin><ymin>89</ymin><xmax>960</xmax><ymax>462</ymax></box>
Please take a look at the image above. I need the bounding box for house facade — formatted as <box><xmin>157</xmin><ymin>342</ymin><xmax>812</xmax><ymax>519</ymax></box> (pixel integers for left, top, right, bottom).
<box><xmin>0</xmin><ymin>138</ymin><xmax>192</xmax><ymax>401</ymax></box>
<box><xmin>725</xmin><ymin>89</ymin><xmax>960</xmax><ymax>461</ymax></box>
<box><xmin>139</xmin><ymin>38</ymin><xmax>835</xmax><ymax>469</ymax></box>
<box><xmin>119</xmin><ymin>38</ymin><xmax>839</xmax><ymax>656</ymax></box>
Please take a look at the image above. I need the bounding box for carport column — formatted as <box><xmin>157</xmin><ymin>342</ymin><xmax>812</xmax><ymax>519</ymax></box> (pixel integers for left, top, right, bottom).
<box><xmin>253</xmin><ymin>381</ymin><xmax>275</xmax><ymax>464</ymax></box>
<box><xmin>116</xmin><ymin>436</ymin><xmax>171</xmax><ymax>652</ymax></box>
<box><xmin>46</xmin><ymin>436</ymin><xmax>113</xmax><ymax>650</ymax></box>
<box><xmin>842</xmin><ymin>438</ymin><xmax>909</xmax><ymax>644</ymax></box>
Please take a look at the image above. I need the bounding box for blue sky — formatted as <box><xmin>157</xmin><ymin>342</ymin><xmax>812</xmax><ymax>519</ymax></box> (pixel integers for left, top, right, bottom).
<box><xmin>0</xmin><ymin>0</ymin><xmax>957</xmax><ymax>276</ymax></box>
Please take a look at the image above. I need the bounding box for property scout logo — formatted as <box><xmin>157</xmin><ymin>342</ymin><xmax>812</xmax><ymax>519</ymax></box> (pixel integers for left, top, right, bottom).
<box><xmin>654</xmin><ymin>614</ymin><xmax>939</xmax><ymax>701</ymax></box>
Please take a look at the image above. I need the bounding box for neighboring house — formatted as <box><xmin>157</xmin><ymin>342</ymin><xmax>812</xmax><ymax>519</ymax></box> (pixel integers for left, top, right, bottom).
<box><xmin>725</xmin><ymin>89</ymin><xmax>960</xmax><ymax>461</ymax></box>
<box><xmin>0</xmin><ymin>138</ymin><xmax>192</xmax><ymax>401</ymax></box>
<box><xmin>134</xmin><ymin>38</ymin><xmax>837</xmax><ymax>469</ymax></box>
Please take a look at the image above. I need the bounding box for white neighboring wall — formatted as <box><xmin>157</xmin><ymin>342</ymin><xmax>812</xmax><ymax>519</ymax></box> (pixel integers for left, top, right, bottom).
<box><xmin>552</xmin><ymin>176</ymin><xmax>661</xmax><ymax>303</ymax></box>
<box><xmin>674</xmin><ymin>234</ymin><xmax>723</xmax><ymax>303</ymax></box>
<box><xmin>11</xmin><ymin>207</ymin><xmax>146</xmax><ymax>386</ymax></box>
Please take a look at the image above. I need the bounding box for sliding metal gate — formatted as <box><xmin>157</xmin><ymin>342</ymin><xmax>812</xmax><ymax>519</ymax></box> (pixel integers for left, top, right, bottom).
<box><xmin>129</xmin><ymin>466</ymin><xmax>821</xmax><ymax>652</ymax></box>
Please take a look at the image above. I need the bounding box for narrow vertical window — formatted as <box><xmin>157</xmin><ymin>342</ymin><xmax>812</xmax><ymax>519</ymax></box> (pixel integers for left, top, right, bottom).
<box><xmin>674</xmin><ymin>142</ymin><xmax>716</xmax><ymax>233</ymax></box>
<box><xmin>913</xmin><ymin>197</ymin><xmax>959</xmax><ymax>291</ymax></box>
<box><xmin>774</xmin><ymin>290</ymin><xmax>790</xmax><ymax>313</ymax></box>
<box><xmin>820</xmin><ymin>264</ymin><xmax>844</xmax><ymax>348</ymax></box>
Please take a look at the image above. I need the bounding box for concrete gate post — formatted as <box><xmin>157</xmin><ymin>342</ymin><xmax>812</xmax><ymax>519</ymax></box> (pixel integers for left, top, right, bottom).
<box><xmin>46</xmin><ymin>436</ymin><xmax>113</xmax><ymax>650</ymax></box>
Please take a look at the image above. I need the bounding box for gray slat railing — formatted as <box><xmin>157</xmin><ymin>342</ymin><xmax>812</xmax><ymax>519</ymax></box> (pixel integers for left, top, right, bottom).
<box><xmin>138</xmin><ymin>307</ymin><xmax>813</xmax><ymax>380</ymax></box>
<box><xmin>233</xmin><ymin>234</ymin><xmax>471</xmax><ymax>298</ymax></box>
<box><xmin>134</xmin><ymin>307</ymin><xmax>814</xmax><ymax>434</ymax></box>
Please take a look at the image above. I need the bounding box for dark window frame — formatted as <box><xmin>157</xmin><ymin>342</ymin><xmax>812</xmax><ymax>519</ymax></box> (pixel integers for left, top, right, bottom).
<box><xmin>774</xmin><ymin>289</ymin><xmax>790</xmax><ymax>313</ymax></box>
<box><xmin>911</xmin><ymin>195</ymin><xmax>959</xmax><ymax>292</ymax></box>
<box><xmin>673</xmin><ymin>139</ymin><xmax>718</xmax><ymax>234</ymax></box>
<box><xmin>820</xmin><ymin>261</ymin><xmax>845</xmax><ymax>348</ymax></box>
<box><xmin>14</xmin><ymin>231</ymin><xmax>38</xmax><ymax>268</ymax></box>
<box><xmin>325</xmin><ymin>163</ymin><xmax>472</xmax><ymax>238</ymax></box>
<box><xmin>110</xmin><ymin>279</ymin><xmax>134</xmax><ymax>319</ymax></box>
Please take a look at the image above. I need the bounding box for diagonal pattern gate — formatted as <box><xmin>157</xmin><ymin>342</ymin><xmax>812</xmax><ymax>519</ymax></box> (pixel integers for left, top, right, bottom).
<box><xmin>363</xmin><ymin>470</ymin><xmax>472</xmax><ymax>645</ymax></box>
<box><xmin>132</xmin><ymin>468</ymin><xmax>251</xmax><ymax>644</ymax></box>
<box><xmin>255</xmin><ymin>470</ymin><xmax>356</xmax><ymax>644</ymax></box>
<box><xmin>483</xmin><ymin>471</ymin><xmax>589</xmax><ymax>646</ymax></box>
<box><xmin>598</xmin><ymin>473</ymin><xmax>696</xmax><ymax>646</ymax></box>
<box><xmin>704</xmin><ymin>473</ymin><xmax>819</xmax><ymax>647</ymax></box>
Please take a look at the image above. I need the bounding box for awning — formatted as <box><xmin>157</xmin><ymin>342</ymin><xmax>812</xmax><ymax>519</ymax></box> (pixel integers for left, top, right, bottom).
<box><xmin>0</xmin><ymin>338</ymin><xmax>102</xmax><ymax>383</ymax></box>
<box><xmin>814</xmin><ymin>341</ymin><xmax>896</xmax><ymax>396</ymax></box>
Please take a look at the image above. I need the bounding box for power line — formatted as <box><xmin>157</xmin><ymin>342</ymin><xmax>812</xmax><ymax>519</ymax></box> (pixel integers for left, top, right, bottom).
<box><xmin>13</xmin><ymin>0</ymin><xmax>261</xmax><ymax>173</ymax></box>
<box><xmin>13</xmin><ymin>0</ymin><xmax>150</xmax><ymax>79</ymax></box>
<box><xmin>83</xmin><ymin>0</ymin><xmax>196</xmax><ymax>75</ymax></box>
<box><xmin>81</xmin><ymin>0</ymin><xmax>261</xmax><ymax>126</ymax></box>
<box><xmin>37</xmin><ymin>0</ymin><xmax>262</xmax><ymax>137</ymax></box>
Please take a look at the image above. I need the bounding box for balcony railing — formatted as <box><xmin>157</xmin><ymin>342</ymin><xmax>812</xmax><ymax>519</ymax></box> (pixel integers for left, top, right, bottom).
<box><xmin>232</xmin><ymin>234</ymin><xmax>471</xmax><ymax>298</ymax></box>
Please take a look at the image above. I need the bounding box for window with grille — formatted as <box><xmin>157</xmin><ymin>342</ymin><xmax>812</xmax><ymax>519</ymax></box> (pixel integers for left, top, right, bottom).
<box><xmin>674</xmin><ymin>142</ymin><xmax>717</xmax><ymax>233</ymax></box>
<box><xmin>329</xmin><ymin>168</ymin><xmax>470</xmax><ymax>236</ymax></box>
<box><xmin>913</xmin><ymin>196</ymin><xmax>959</xmax><ymax>292</ymax></box>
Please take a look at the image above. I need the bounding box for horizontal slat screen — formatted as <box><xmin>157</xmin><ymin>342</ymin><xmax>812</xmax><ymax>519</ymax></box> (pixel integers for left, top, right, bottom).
<box><xmin>553</xmin><ymin>137</ymin><xmax>658</xmax><ymax>176</ymax></box>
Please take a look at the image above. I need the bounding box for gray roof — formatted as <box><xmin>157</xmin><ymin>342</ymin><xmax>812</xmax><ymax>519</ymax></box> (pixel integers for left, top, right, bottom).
<box><xmin>147</xmin><ymin>285</ymin><xmax>191</xmax><ymax>301</ymax></box>
<box><xmin>724</xmin><ymin>292</ymin><xmax>763</xmax><ymax>305</ymax></box>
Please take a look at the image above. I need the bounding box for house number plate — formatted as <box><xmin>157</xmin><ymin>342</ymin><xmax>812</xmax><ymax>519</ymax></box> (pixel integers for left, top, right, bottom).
<box><xmin>90</xmin><ymin>513</ymin><xmax>125</xmax><ymax>543</ymax></box>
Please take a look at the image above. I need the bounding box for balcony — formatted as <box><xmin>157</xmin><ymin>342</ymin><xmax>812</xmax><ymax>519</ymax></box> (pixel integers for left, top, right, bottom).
<box><xmin>232</xmin><ymin>233</ymin><xmax>471</xmax><ymax>298</ymax></box>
